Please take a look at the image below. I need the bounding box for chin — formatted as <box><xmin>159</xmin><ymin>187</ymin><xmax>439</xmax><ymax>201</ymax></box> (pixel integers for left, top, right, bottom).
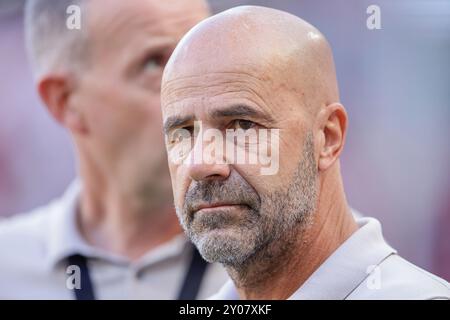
<box><xmin>193</xmin><ymin>228</ymin><xmax>257</xmax><ymax>265</ymax></box>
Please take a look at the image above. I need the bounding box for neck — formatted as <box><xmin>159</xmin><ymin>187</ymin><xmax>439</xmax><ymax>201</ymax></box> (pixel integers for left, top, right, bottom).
<box><xmin>232</xmin><ymin>165</ymin><xmax>358</xmax><ymax>299</ymax></box>
<box><xmin>75</xmin><ymin>155</ymin><xmax>183</xmax><ymax>262</ymax></box>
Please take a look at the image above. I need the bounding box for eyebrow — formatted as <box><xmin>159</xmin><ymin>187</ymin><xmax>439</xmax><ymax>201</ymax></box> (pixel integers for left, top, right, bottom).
<box><xmin>130</xmin><ymin>39</ymin><xmax>176</xmax><ymax>69</ymax></box>
<box><xmin>211</xmin><ymin>104</ymin><xmax>275</xmax><ymax>123</ymax></box>
<box><xmin>163</xmin><ymin>115</ymin><xmax>195</xmax><ymax>135</ymax></box>
<box><xmin>140</xmin><ymin>37</ymin><xmax>177</xmax><ymax>54</ymax></box>
<box><xmin>163</xmin><ymin>104</ymin><xmax>275</xmax><ymax>134</ymax></box>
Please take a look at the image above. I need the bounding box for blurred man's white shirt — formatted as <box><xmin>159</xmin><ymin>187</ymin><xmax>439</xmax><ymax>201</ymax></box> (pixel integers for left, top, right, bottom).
<box><xmin>209</xmin><ymin>215</ymin><xmax>450</xmax><ymax>300</ymax></box>
<box><xmin>0</xmin><ymin>181</ymin><xmax>228</xmax><ymax>299</ymax></box>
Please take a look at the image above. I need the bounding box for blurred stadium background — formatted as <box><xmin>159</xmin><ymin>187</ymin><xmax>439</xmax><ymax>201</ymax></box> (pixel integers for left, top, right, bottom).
<box><xmin>0</xmin><ymin>0</ymin><xmax>448</xmax><ymax>280</ymax></box>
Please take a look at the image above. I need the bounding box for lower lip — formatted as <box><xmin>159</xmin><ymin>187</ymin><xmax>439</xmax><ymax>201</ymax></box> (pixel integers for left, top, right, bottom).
<box><xmin>195</xmin><ymin>204</ymin><xmax>246</xmax><ymax>214</ymax></box>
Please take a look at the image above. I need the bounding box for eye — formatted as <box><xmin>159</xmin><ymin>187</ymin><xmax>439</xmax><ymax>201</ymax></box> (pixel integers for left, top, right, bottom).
<box><xmin>143</xmin><ymin>54</ymin><xmax>165</xmax><ymax>72</ymax></box>
<box><xmin>168</xmin><ymin>127</ymin><xmax>194</xmax><ymax>145</ymax></box>
<box><xmin>232</xmin><ymin>120</ymin><xmax>257</xmax><ymax>131</ymax></box>
<box><xmin>144</xmin><ymin>59</ymin><xmax>158</xmax><ymax>71</ymax></box>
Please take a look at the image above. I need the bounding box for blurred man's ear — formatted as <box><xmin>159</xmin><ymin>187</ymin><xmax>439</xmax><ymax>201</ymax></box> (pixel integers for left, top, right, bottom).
<box><xmin>37</xmin><ymin>74</ymin><xmax>87</xmax><ymax>134</ymax></box>
<box><xmin>316</xmin><ymin>102</ymin><xmax>348</xmax><ymax>171</ymax></box>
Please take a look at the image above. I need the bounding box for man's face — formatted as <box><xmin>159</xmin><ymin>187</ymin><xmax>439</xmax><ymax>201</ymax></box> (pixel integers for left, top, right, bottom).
<box><xmin>162</xmin><ymin>64</ymin><xmax>319</xmax><ymax>266</ymax></box>
<box><xmin>72</xmin><ymin>0</ymin><xmax>208</xmax><ymax>201</ymax></box>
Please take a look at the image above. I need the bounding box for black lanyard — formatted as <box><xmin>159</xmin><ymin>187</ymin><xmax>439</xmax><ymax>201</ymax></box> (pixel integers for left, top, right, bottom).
<box><xmin>66</xmin><ymin>245</ymin><xmax>208</xmax><ymax>300</ymax></box>
<box><xmin>177</xmin><ymin>246</ymin><xmax>209</xmax><ymax>300</ymax></box>
<box><xmin>66</xmin><ymin>254</ymin><xmax>95</xmax><ymax>300</ymax></box>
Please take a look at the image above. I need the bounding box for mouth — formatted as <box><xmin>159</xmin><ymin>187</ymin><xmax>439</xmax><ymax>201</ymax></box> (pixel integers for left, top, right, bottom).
<box><xmin>192</xmin><ymin>203</ymin><xmax>248</xmax><ymax>215</ymax></box>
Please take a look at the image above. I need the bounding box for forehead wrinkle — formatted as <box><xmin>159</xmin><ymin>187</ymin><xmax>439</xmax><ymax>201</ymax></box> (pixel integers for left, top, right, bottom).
<box><xmin>162</xmin><ymin>70</ymin><xmax>277</xmax><ymax>111</ymax></box>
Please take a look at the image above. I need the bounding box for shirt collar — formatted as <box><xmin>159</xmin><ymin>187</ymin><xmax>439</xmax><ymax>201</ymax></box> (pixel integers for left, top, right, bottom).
<box><xmin>46</xmin><ymin>179</ymin><xmax>105</xmax><ymax>270</ymax></box>
<box><xmin>210</xmin><ymin>215</ymin><xmax>397</xmax><ymax>300</ymax></box>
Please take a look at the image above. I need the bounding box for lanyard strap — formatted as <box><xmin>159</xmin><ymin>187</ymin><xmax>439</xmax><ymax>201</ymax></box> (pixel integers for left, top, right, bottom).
<box><xmin>66</xmin><ymin>245</ymin><xmax>208</xmax><ymax>300</ymax></box>
<box><xmin>176</xmin><ymin>246</ymin><xmax>208</xmax><ymax>300</ymax></box>
<box><xmin>66</xmin><ymin>254</ymin><xmax>95</xmax><ymax>300</ymax></box>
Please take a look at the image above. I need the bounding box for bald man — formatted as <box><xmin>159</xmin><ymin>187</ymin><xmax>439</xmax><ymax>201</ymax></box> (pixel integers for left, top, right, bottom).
<box><xmin>160</xmin><ymin>6</ymin><xmax>450</xmax><ymax>299</ymax></box>
<box><xmin>0</xmin><ymin>0</ymin><xmax>228</xmax><ymax>299</ymax></box>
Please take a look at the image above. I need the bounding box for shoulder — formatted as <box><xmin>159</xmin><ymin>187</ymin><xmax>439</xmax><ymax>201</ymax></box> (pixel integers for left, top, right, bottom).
<box><xmin>0</xmin><ymin>204</ymin><xmax>54</xmax><ymax>239</ymax></box>
<box><xmin>0</xmin><ymin>203</ymin><xmax>56</xmax><ymax>259</ymax></box>
<box><xmin>349</xmin><ymin>253</ymin><xmax>450</xmax><ymax>300</ymax></box>
<box><xmin>0</xmin><ymin>181</ymin><xmax>80</xmax><ymax>252</ymax></box>
<box><xmin>0</xmin><ymin>190</ymin><xmax>72</xmax><ymax>273</ymax></box>
<box><xmin>0</xmin><ymin>204</ymin><xmax>57</xmax><ymax>297</ymax></box>
<box><xmin>0</xmin><ymin>200</ymin><xmax>75</xmax><ymax>298</ymax></box>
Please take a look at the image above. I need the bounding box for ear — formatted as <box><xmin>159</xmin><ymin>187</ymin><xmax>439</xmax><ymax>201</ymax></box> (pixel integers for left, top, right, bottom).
<box><xmin>316</xmin><ymin>103</ymin><xmax>348</xmax><ymax>171</ymax></box>
<box><xmin>37</xmin><ymin>74</ymin><xmax>87</xmax><ymax>134</ymax></box>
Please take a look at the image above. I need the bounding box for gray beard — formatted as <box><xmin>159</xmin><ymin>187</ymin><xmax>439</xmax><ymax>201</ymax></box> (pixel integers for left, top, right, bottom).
<box><xmin>176</xmin><ymin>132</ymin><xmax>318</xmax><ymax>284</ymax></box>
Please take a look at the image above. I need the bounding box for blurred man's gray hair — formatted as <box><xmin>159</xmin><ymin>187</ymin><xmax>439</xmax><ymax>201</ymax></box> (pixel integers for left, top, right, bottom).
<box><xmin>24</xmin><ymin>0</ymin><xmax>88</xmax><ymax>78</ymax></box>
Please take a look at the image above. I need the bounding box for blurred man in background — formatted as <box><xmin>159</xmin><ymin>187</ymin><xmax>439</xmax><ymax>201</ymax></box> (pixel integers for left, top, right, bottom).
<box><xmin>0</xmin><ymin>0</ymin><xmax>228</xmax><ymax>299</ymax></box>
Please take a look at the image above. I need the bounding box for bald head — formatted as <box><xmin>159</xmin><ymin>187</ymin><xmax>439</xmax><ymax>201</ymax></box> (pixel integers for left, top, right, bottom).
<box><xmin>163</xmin><ymin>7</ymin><xmax>351</xmax><ymax>273</ymax></box>
<box><xmin>162</xmin><ymin>6</ymin><xmax>339</xmax><ymax>116</ymax></box>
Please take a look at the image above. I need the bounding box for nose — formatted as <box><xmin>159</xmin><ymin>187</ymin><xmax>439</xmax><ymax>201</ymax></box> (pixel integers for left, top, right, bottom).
<box><xmin>188</xmin><ymin>162</ymin><xmax>231</xmax><ymax>181</ymax></box>
<box><xmin>185</xmin><ymin>135</ymin><xmax>231</xmax><ymax>182</ymax></box>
